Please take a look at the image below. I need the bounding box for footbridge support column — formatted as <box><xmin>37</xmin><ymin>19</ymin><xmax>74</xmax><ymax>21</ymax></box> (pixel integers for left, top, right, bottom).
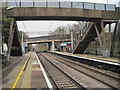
<box><xmin>47</xmin><ymin>41</ymin><xmax>55</xmax><ymax>51</ymax></box>
<box><xmin>7</xmin><ymin>18</ymin><xmax>15</xmax><ymax>61</ymax></box>
<box><xmin>47</xmin><ymin>43</ymin><xmax>51</xmax><ymax>51</ymax></box>
<box><xmin>51</xmin><ymin>41</ymin><xmax>55</xmax><ymax>51</ymax></box>
<box><xmin>110</xmin><ymin>21</ymin><xmax>119</xmax><ymax>57</ymax></box>
<box><xmin>94</xmin><ymin>20</ymin><xmax>119</xmax><ymax>57</ymax></box>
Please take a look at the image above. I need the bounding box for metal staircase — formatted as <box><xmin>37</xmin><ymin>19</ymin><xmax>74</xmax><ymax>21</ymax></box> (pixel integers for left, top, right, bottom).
<box><xmin>73</xmin><ymin>22</ymin><xmax>101</xmax><ymax>54</ymax></box>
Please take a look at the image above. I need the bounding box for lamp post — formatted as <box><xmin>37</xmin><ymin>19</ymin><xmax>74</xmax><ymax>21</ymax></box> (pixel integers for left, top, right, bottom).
<box><xmin>22</xmin><ymin>31</ymin><xmax>25</xmax><ymax>54</ymax></box>
<box><xmin>69</xmin><ymin>28</ymin><xmax>74</xmax><ymax>52</ymax></box>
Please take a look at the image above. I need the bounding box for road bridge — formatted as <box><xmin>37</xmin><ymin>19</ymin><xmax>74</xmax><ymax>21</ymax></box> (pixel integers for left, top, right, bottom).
<box><xmin>26</xmin><ymin>35</ymin><xmax>71</xmax><ymax>51</ymax></box>
<box><xmin>26</xmin><ymin>34</ymin><xmax>71</xmax><ymax>44</ymax></box>
<box><xmin>27</xmin><ymin>39</ymin><xmax>71</xmax><ymax>44</ymax></box>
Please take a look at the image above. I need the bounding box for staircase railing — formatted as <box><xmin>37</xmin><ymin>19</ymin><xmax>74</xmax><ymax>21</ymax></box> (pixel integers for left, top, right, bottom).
<box><xmin>75</xmin><ymin>22</ymin><xmax>92</xmax><ymax>44</ymax></box>
<box><xmin>73</xmin><ymin>22</ymin><xmax>94</xmax><ymax>52</ymax></box>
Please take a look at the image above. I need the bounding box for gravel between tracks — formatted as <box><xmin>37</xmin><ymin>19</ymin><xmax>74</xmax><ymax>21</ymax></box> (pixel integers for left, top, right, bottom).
<box><xmin>44</xmin><ymin>52</ymin><xmax>119</xmax><ymax>89</ymax></box>
<box><xmin>39</xmin><ymin>52</ymin><xmax>117</xmax><ymax>89</ymax></box>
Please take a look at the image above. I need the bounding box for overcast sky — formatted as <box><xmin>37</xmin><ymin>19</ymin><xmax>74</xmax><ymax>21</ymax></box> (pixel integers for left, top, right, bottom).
<box><xmin>16</xmin><ymin>0</ymin><xmax>120</xmax><ymax>37</ymax></box>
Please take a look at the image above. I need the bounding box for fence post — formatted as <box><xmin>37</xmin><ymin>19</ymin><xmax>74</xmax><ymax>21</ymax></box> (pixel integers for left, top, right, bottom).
<box><xmin>59</xmin><ymin>1</ymin><xmax>60</xmax><ymax>8</ymax></box>
<box><xmin>105</xmin><ymin>4</ymin><xmax>106</xmax><ymax>10</ymax></box>
<box><xmin>83</xmin><ymin>2</ymin><xmax>84</xmax><ymax>9</ymax></box>
<box><xmin>33</xmin><ymin>0</ymin><xmax>35</xmax><ymax>7</ymax></box>
<box><xmin>71</xmin><ymin>2</ymin><xmax>73</xmax><ymax>8</ymax></box>
<box><xmin>46</xmin><ymin>1</ymin><xmax>48</xmax><ymax>7</ymax></box>
<box><xmin>94</xmin><ymin>3</ymin><xmax>95</xmax><ymax>10</ymax></box>
<box><xmin>20</xmin><ymin>0</ymin><xmax>21</xmax><ymax>7</ymax></box>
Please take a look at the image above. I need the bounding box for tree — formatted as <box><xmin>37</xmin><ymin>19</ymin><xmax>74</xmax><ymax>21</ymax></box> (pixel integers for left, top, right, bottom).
<box><xmin>2</xmin><ymin>7</ymin><xmax>11</xmax><ymax>44</ymax></box>
<box><xmin>18</xmin><ymin>31</ymin><xmax>29</xmax><ymax>42</ymax></box>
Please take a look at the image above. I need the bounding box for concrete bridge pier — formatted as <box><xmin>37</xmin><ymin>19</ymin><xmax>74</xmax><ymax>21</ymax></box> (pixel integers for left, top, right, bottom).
<box><xmin>47</xmin><ymin>41</ymin><xmax>55</xmax><ymax>51</ymax></box>
<box><xmin>51</xmin><ymin>41</ymin><xmax>55</xmax><ymax>51</ymax></box>
<box><xmin>47</xmin><ymin>43</ymin><xmax>51</xmax><ymax>51</ymax></box>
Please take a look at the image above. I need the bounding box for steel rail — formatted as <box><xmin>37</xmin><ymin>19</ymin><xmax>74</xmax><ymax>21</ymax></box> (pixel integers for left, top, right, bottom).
<box><xmin>44</xmin><ymin>52</ymin><xmax>119</xmax><ymax>90</ymax></box>
<box><xmin>36</xmin><ymin>52</ymin><xmax>61</xmax><ymax>89</ymax></box>
<box><xmin>37</xmin><ymin>52</ymin><xmax>86</xmax><ymax>90</ymax></box>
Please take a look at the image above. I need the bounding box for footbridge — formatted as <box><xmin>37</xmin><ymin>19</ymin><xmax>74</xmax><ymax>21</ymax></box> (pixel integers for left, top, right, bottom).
<box><xmin>7</xmin><ymin>1</ymin><xmax>119</xmax><ymax>20</ymax></box>
<box><xmin>4</xmin><ymin>1</ymin><xmax>120</xmax><ymax>56</ymax></box>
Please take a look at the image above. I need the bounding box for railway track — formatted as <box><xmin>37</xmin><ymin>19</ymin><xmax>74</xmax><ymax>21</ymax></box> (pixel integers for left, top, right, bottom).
<box><xmin>37</xmin><ymin>52</ymin><xmax>86</xmax><ymax>89</ymax></box>
<box><xmin>38</xmin><ymin>52</ymin><xmax>119</xmax><ymax>89</ymax></box>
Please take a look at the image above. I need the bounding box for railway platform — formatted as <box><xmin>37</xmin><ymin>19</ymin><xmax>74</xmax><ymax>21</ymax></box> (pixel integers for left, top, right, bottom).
<box><xmin>20</xmin><ymin>51</ymin><xmax>48</xmax><ymax>88</ymax></box>
<box><xmin>2</xmin><ymin>51</ymin><xmax>48</xmax><ymax>89</ymax></box>
<box><xmin>50</xmin><ymin>51</ymin><xmax>119</xmax><ymax>63</ymax></box>
<box><xmin>2</xmin><ymin>52</ymin><xmax>30</xmax><ymax>88</ymax></box>
<box><xmin>49</xmin><ymin>51</ymin><xmax>120</xmax><ymax>73</ymax></box>
<box><xmin>2</xmin><ymin>51</ymin><xmax>119</xmax><ymax>89</ymax></box>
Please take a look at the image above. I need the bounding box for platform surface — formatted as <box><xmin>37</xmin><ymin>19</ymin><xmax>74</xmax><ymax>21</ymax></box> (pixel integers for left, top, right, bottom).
<box><xmin>2</xmin><ymin>51</ymin><xmax>48</xmax><ymax>89</ymax></box>
<box><xmin>2</xmin><ymin>53</ymin><xmax>29</xmax><ymax>88</ymax></box>
<box><xmin>20</xmin><ymin>52</ymin><xmax>48</xmax><ymax>88</ymax></box>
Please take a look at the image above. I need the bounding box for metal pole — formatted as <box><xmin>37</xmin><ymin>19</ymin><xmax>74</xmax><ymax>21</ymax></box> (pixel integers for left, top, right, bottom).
<box><xmin>95</xmin><ymin>38</ymin><xmax>97</xmax><ymax>56</ymax></box>
<box><xmin>109</xmin><ymin>23</ymin><xmax>111</xmax><ymax>48</ymax></box>
<box><xmin>22</xmin><ymin>31</ymin><xmax>25</xmax><ymax>54</ymax></box>
<box><xmin>101</xmin><ymin>21</ymin><xmax>106</xmax><ymax>56</ymax></box>
<box><xmin>71</xmin><ymin>2</ymin><xmax>73</xmax><ymax>8</ymax></box>
<box><xmin>110</xmin><ymin>22</ymin><xmax>118</xmax><ymax>57</ymax></box>
<box><xmin>94</xmin><ymin>3</ymin><xmax>96</xmax><ymax>10</ymax></box>
<box><xmin>83</xmin><ymin>2</ymin><xmax>84</xmax><ymax>9</ymax></box>
<box><xmin>20</xmin><ymin>0</ymin><xmax>21</xmax><ymax>7</ymax></box>
<box><xmin>8</xmin><ymin>18</ymin><xmax>15</xmax><ymax>61</ymax></box>
<box><xmin>33</xmin><ymin>0</ymin><xmax>35</xmax><ymax>7</ymax></box>
<box><xmin>94</xmin><ymin>23</ymin><xmax>104</xmax><ymax>56</ymax></box>
<box><xmin>52</xmin><ymin>41</ymin><xmax>55</xmax><ymax>51</ymax></box>
<box><xmin>59</xmin><ymin>1</ymin><xmax>60</xmax><ymax>8</ymax></box>
<box><xmin>71</xmin><ymin>29</ymin><xmax>74</xmax><ymax>51</ymax></box>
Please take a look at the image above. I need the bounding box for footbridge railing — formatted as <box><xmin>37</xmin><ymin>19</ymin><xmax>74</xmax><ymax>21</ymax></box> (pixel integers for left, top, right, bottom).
<box><xmin>2</xmin><ymin>1</ymin><xmax>116</xmax><ymax>11</ymax></box>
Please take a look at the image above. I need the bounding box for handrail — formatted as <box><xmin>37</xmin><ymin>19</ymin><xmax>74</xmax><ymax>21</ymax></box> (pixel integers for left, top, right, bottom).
<box><xmin>74</xmin><ymin>22</ymin><xmax>93</xmax><ymax>47</ymax></box>
<box><xmin>78</xmin><ymin>22</ymin><xmax>92</xmax><ymax>39</ymax></box>
<box><xmin>3</xmin><ymin>1</ymin><xmax>116</xmax><ymax>11</ymax></box>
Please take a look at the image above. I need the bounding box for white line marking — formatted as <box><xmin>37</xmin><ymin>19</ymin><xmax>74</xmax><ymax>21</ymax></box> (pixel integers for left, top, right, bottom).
<box><xmin>35</xmin><ymin>52</ymin><xmax>53</xmax><ymax>89</ymax></box>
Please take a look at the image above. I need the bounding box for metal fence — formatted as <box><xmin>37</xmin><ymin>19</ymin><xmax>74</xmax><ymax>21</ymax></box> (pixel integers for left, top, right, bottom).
<box><xmin>2</xmin><ymin>1</ymin><xmax>116</xmax><ymax>11</ymax></box>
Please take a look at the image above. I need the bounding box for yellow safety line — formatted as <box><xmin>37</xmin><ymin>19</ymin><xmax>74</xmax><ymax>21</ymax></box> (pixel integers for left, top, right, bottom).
<box><xmin>11</xmin><ymin>54</ymin><xmax>31</xmax><ymax>90</ymax></box>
